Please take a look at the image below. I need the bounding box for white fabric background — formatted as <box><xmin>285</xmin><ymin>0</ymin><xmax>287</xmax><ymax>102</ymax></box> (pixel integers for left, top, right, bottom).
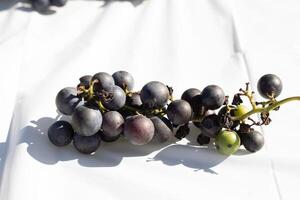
<box><xmin>0</xmin><ymin>0</ymin><xmax>300</xmax><ymax>199</ymax></box>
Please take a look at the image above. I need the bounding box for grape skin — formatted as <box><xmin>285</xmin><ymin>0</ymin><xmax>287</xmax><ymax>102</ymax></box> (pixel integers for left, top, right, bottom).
<box><xmin>48</xmin><ymin>121</ymin><xmax>74</xmax><ymax>146</ymax></box>
<box><xmin>233</xmin><ymin>105</ymin><xmax>249</xmax><ymax>118</ymax></box>
<box><xmin>71</xmin><ymin>105</ymin><xmax>102</xmax><ymax>136</ymax></box>
<box><xmin>73</xmin><ymin>133</ymin><xmax>101</xmax><ymax>154</ymax></box>
<box><xmin>200</xmin><ymin>114</ymin><xmax>222</xmax><ymax>138</ymax></box>
<box><xmin>91</xmin><ymin>72</ymin><xmax>115</xmax><ymax>92</ymax></box>
<box><xmin>166</xmin><ymin>100</ymin><xmax>192</xmax><ymax>126</ymax></box>
<box><xmin>193</xmin><ymin>110</ymin><xmax>215</xmax><ymax>128</ymax></box>
<box><xmin>56</xmin><ymin>87</ymin><xmax>84</xmax><ymax>115</ymax></box>
<box><xmin>100</xmin><ymin>130</ymin><xmax>121</xmax><ymax>142</ymax></box>
<box><xmin>190</xmin><ymin>94</ymin><xmax>204</xmax><ymax>117</ymax></box>
<box><xmin>126</xmin><ymin>93</ymin><xmax>142</xmax><ymax>108</ymax></box>
<box><xmin>150</xmin><ymin>116</ymin><xmax>173</xmax><ymax>143</ymax></box>
<box><xmin>78</xmin><ymin>75</ymin><xmax>92</xmax><ymax>89</ymax></box>
<box><xmin>120</xmin><ymin>93</ymin><xmax>142</xmax><ymax>119</ymax></box>
<box><xmin>101</xmin><ymin>111</ymin><xmax>124</xmax><ymax>141</ymax></box>
<box><xmin>197</xmin><ymin>134</ymin><xmax>210</xmax><ymax>145</ymax></box>
<box><xmin>257</xmin><ymin>74</ymin><xmax>282</xmax><ymax>99</ymax></box>
<box><xmin>102</xmin><ymin>86</ymin><xmax>126</xmax><ymax>110</ymax></box>
<box><xmin>181</xmin><ymin>88</ymin><xmax>201</xmax><ymax>105</ymax></box>
<box><xmin>239</xmin><ymin>130</ymin><xmax>264</xmax><ymax>152</ymax></box>
<box><xmin>215</xmin><ymin>130</ymin><xmax>240</xmax><ymax>155</ymax></box>
<box><xmin>201</xmin><ymin>85</ymin><xmax>225</xmax><ymax>110</ymax></box>
<box><xmin>112</xmin><ymin>71</ymin><xmax>134</xmax><ymax>91</ymax></box>
<box><xmin>124</xmin><ymin>115</ymin><xmax>155</xmax><ymax>145</ymax></box>
<box><xmin>175</xmin><ymin>124</ymin><xmax>190</xmax><ymax>140</ymax></box>
<box><xmin>140</xmin><ymin>81</ymin><xmax>170</xmax><ymax>109</ymax></box>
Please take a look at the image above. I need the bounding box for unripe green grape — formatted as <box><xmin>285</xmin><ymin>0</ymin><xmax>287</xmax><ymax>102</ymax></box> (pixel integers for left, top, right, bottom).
<box><xmin>215</xmin><ymin>130</ymin><xmax>240</xmax><ymax>155</ymax></box>
<box><xmin>233</xmin><ymin>105</ymin><xmax>250</xmax><ymax>118</ymax></box>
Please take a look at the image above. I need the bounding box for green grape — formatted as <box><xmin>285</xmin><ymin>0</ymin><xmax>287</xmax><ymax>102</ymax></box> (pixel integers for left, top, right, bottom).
<box><xmin>215</xmin><ymin>130</ymin><xmax>240</xmax><ymax>155</ymax></box>
<box><xmin>233</xmin><ymin>104</ymin><xmax>250</xmax><ymax>118</ymax></box>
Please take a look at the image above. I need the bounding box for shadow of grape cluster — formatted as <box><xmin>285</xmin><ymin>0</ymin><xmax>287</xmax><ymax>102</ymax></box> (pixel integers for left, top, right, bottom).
<box><xmin>0</xmin><ymin>0</ymin><xmax>20</xmax><ymax>11</ymax></box>
<box><xmin>101</xmin><ymin>0</ymin><xmax>145</xmax><ymax>7</ymax></box>
<box><xmin>0</xmin><ymin>116</ymin><xmax>234</xmax><ymax>176</ymax></box>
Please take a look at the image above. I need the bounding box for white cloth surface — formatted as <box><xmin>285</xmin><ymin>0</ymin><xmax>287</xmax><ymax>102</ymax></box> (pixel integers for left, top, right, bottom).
<box><xmin>0</xmin><ymin>0</ymin><xmax>300</xmax><ymax>199</ymax></box>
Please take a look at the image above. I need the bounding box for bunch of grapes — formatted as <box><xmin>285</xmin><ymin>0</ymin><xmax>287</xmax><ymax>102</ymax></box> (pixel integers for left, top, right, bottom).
<box><xmin>48</xmin><ymin>72</ymin><xmax>298</xmax><ymax>156</ymax></box>
<box><xmin>30</xmin><ymin>0</ymin><xmax>67</xmax><ymax>13</ymax></box>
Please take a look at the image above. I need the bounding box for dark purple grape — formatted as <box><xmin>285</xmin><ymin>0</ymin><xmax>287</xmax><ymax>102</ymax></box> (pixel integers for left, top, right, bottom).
<box><xmin>197</xmin><ymin>134</ymin><xmax>210</xmax><ymax>145</ymax></box>
<box><xmin>181</xmin><ymin>88</ymin><xmax>201</xmax><ymax>105</ymax></box>
<box><xmin>166</xmin><ymin>100</ymin><xmax>192</xmax><ymax>126</ymax></box>
<box><xmin>200</xmin><ymin>114</ymin><xmax>222</xmax><ymax>138</ymax></box>
<box><xmin>150</xmin><ymin>116</ymin><xmax>173</xmax><ymax>143</ymax></box>
<box><xmin>257</xmin><ymin>74</ymin><xmax>282</xmax><ymax>99</ymax></box>
<box><xmin>190</xmin><ymin>94</ymin><xmax>204</xmax><ymax>117</ymax></box>
<box><xmin>55</xmin><ymin>87</ymin><xmax>84</xmax><ymax>115</ymax></box>
<box><xmin>100</xmin><ymin>130</ymin><xmax>121</xmax><ymax>142</ymax></box>
<box><xmin>126</xmin><ymin>93</ymin><xmax>142</xmax><ymax>108</ymax></box>
<box><xmin>48</xmin><ymin>121</ymin><xmax>74</xmax><ymax>146</ymax></box>
<box><xmin>78</xmin><ymin>75</ymin><xmax>92</xmax><ymax>89</ymax></box>
<box><xmin>91</xmin><ymin>72</ymin><xmax>115</xmax><ymax>92</ymax></box>
<box><xmin>175</xmin><ymin>123</ymin><xmax>190</xmax><ymax>140</ymax></box>
<box><xmin>112</xmin><ymin>71</ymin><xmax>134</xmax><ymax>91</ymax></box>
<box><xmin>140</xmin><ymin>81</ymin><xmax>170</xmax><ymax>109</ymax></box>
<box><xmin>101</xmin><ymin>111</ymin><xmax>124</xmax><ymax>142</ymax></box>
<box><xmin>50</xmin><ymin>0</ymin><xmax>67</xmax><ymax>6</ymax></box>
<box><xmin>71</xmin><ymin>105</ymin><xmax>102</xmax><ymax>136</ymax></box>
<box><xmin>193</xmin><ymin>110</ymin><xmax>215</xmax><ymax>128</ymax></box>
<box><xmin>102</xmin><ymin>86</ymin><xmax>126</xmax><ymax>110</ymax></box>
<box><xmin>124</xmin><ymin>115</ymin><xmax>154</xmax><ymax>145</ymax></box>
<box><xmin>120</xmin><ymin>94</ymin><xmax>142</xmax><ymax>118</ymax></box>
<box><xmin>201</xmin><ymin>85</ymin><xmax>225</xmax><ymax>110</ymax></box>
<box><xmin>73</xmin><ymin>132</ymin><xmax>101</xmax><ymax>154</ymax></box>
<box><xmin>239</xmin><ymin>129</ymin><xmax>264</xmax><ymax>152</ymax></box>
<box><xmin>32</xmin><ymin>0</ymin><xmax>50</xmax><ymax>13</ymax></box>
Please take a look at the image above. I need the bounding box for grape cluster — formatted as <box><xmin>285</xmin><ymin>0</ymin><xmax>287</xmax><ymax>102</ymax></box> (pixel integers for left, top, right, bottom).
<box><xmin>30</xmin><ymin>0</ymin><xmax>67</xmax><ymax>13</ymax></box>
<box><xmin>48</xmin><ymin>72</ymin><xmax>293</xmax><ymax>156</ymax></box>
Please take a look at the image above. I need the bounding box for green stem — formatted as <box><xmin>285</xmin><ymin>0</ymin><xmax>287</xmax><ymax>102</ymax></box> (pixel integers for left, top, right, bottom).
<box><xmin>231</xmin><ymin>96</ymin><xmax>300</xmax><ymax>121</ymax></box>
<box><xmin>152</xmin><ymin>109</ymin><xmax>166</xmax><ymax>116</ymax></box>
<box><xmin>87</xmin><ymin>81</ymin><xmax>95</xmax><ymax>101</ymax></box>
<box><xmin>97</xmin><ymin>101</ymin><xmax>109</xmax><ymax>113</ymax></box>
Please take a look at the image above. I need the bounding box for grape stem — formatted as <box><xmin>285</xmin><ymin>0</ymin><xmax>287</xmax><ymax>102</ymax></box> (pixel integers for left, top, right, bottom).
<box><xmin>151</xmin><ymin>108</ymin><xmax>166</xmax><ymax>116</ymax></box>
<box><xmin>239</xmin><ymin>83</ymin><xmax>257</xmax><ymax>109</ymax></box>
<box><xmin>97</xmin><ymin>101</ymin><xmax>109</xmax><ymax>113</ymax></box>
<box><xmin>87</xmin><ymin>80</ymin><xmax>97</xmax><ymax>100</ymax></box>
<box><xmin>167</xmin><ymin>86</ymin><xmax>174</xmax><ymax>102</ymax></box>
<box><xmin>231</xmin><ymin>96</ymin><xmax>300</xmax><ymax>121</ymax></box>
<box><xmin>256</xmin><ymin>100</ymin><xmax>272</xmax><ymax>108</ymax></box>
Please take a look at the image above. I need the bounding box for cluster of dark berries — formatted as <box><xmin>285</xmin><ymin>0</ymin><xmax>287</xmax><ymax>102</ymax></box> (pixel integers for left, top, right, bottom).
<box><xmin>48</xmin><ymin>72</ymin><xmax>294</xmax><ymax>156</ymax></box>
<box><xmin>30</xmin><ymin>0</ymin><xmax>67</xmax><ymax>13</ymax></box>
